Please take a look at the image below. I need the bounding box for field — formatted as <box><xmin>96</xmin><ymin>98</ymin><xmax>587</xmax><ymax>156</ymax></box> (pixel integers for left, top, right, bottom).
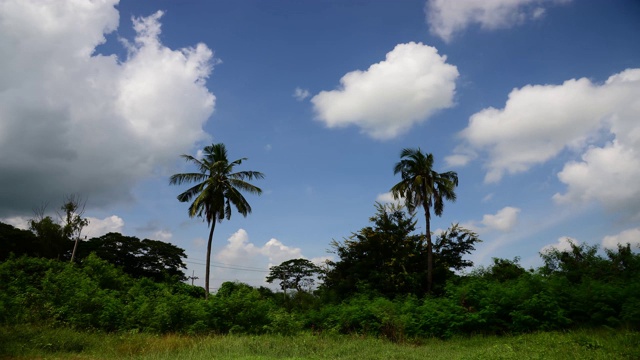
<box><xmin>1</xmin><ymin>326</ymin><xmax>638</xmax><ymax>360</ymax></box>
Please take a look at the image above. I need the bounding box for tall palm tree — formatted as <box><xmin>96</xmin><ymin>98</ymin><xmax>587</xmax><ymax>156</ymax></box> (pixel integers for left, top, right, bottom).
<box><xmin>170</xmin><ymin>143</ymin><xmax>264</xmax><ymax>298</ymax></box>
<box><xmin>390</xmin><ymin>148</ymin><xmax>458</xmax><ymax>294</ymax></box>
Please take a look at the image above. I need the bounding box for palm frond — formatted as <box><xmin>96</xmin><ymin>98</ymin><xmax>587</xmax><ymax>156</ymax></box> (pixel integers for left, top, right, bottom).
<box><xmin>169</xmin><ymin>172</ymin><xmax>207</xmax><ymax>186</ymax></box>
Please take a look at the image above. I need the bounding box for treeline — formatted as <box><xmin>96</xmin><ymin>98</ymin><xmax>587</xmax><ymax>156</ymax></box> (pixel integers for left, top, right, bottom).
<box><xmin>1</xmin><ymin>204</ymin><xmax>639</xmax><ymax>339</ymax></box>
<box><xmin>0</xmin><ymin>222</ymin><xmax>187</xmax><ymax>282</ymax></box>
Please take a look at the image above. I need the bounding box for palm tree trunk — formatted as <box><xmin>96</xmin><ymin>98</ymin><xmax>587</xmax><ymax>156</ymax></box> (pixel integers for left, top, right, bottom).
<box><xmin>423</xmin><ymin>203</ymin><xmax>432</xmax><ymax>294</ymax></box>
<box><xmin>205</xmin><ymin>221</ymin><xmax>216</xmax><ymax>300</ymax></box>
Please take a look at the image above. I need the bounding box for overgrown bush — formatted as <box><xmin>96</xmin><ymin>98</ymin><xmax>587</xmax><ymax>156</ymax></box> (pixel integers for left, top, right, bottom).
<box><xmin>1</xmin><ymin>241</ymin><xmax>639</xmax><ymax>337</ymax></box>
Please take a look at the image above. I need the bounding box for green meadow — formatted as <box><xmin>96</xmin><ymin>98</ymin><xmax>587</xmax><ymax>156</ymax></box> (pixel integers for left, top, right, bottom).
<box><xmin>1</xmin><ymin>325</ymin><xmax>638</xmax><ymax>360</ymax></box>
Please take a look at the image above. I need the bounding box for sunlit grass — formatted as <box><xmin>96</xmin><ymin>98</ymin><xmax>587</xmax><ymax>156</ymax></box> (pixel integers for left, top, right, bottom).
<box><xmin>1</xmin><ymin>325</ymin><xmax>638</xmax><ymax>359</ymax></box>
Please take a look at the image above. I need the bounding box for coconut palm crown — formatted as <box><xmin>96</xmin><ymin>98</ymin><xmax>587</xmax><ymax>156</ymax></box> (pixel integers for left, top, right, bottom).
<box><xmin>170</xmin><ymin>143</ymin><xmax>264</xmax><ymax>298</ymax></box>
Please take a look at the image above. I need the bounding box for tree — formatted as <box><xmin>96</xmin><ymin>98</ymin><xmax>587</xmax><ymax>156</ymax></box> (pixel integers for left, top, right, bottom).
<box><xmin>432</xmin><ymin>224</ymin><xmax>481</xmax><ymax>293</ymax></box>
<box><xmin>58</xmin><ymin>194</ymin><xmax>89</xmax><ymax>263</ymax></box>
<box><xmin>74</xmin><ymin>232</ymin><xmax>187</xmax><ymax>281</ymax></box>
<box><xmin>0</xmin><ymin>221</ymin><xmax>38</xmax><ymax>260</ymax></box>
<box><xmin>323</xmin><ymin>203</ymin><xmax>426</xmax><ymax>298</ymax></box>
<box><xmin>29</xmin><ymin>215</ymin><xmax>69</xmax><ymax>259</ymax></box>
<box><xmin>266</xmin><ymin>258</ymin><xmax>322</xmax><ymax>297</ymax></box>
<box><xmin>170</xmin><ymin>143</ymin><xmax>264</xmax><ymax>298</ymax></box>
<box><xmin>390</xmin><ymin>148</ymin><xmax>458</xmax><ymax>293</ymax></box>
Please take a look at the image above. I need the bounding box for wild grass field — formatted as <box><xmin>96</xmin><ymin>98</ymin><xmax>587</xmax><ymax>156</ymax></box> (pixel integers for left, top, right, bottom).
<box><xmin>1</xmin><ymin>325</ymin><xmax>638</xmax><ymax>360</ymax></box>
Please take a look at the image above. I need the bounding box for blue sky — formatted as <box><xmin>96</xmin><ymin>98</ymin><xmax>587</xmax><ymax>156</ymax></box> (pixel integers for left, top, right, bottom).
<box><xmin>1</xmin><ymin>0</ymin><xmax>639</xmax><ymax>290</ymax></box>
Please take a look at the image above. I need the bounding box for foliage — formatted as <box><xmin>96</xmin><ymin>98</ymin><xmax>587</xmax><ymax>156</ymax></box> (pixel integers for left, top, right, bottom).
<box><xmin>58</xmin><ymin>195</ymin><xmax>90</xmax><ymax>262</ymax></box>
<box><xmin>390</xmin><ymin>148</ymin><xmax>458</xmax><ymax>293</ymax></box>
<box><xmin>431</xmin><ymin>223</ymin><xmax>481</xmax><ymax>294</ymax></box>
<box><xmin>3</xmin><ymin>325</ymin><xmax>637</xmax><ymax>360</ymax></box>
<box><xmin>267</xmin><ymin>258</ymin><xmax>323</xmax><ymax>295</ymax></box>
<box><xmin>170</xmin><ymin>142</ymin><xmax>264</xmax><ymax>298</ymax></box>
<box><xmin>29</xmin><ymin>216</ymin><xmax>71</xmax><ymax>260</ymax></box>
<box><xmin>324</xmin><ymin>203</ymin><xmax>426</xmax><ymax>299</ymax></box>
<box><xmin>1</xmin><ymin>231</ymin><xmax>639</xmax><ymax>338</ymax></box>
<box><xmin>324</xmin><ymin>205</ymin><xmax>479</xmax><ymax>299</ymax></box>
<box><xmin>0</xmin><ymin>221</ymin><xmax>39</xmax><ymax>260</ymax></box>
<box><xmin>74</xmin><ymin>232</ymin><xmax>187</xmax><ymax>281</ymax></box>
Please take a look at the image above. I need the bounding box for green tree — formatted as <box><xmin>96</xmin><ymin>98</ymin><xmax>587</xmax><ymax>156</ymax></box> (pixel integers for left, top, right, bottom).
<box><xmin>266</xmin><ymin>258</ymin><xmax>322</xmax><ymax>297</ymax></box>
<box><xmin>75</xmin><ymin>232</ymin><xmax>187</xmax><ymax>281</ymax></box>
<box><xmin>324</xmin><ymin>203</ymin><xmax>426</xmax><ymax>298</ymax></box>
<box><xmin>432</xmin><ymin>224</ymin><xmax>481</xmax><ymax>293</ymax></box>
<box><xmin>58</xmin><ymin>194</ymin><xmax>89</xmax><ymax>263</ymax></box>
<box><xmin>29</xmin><ymin>215</ymin><xmax>69</xmax><ymax>259</ymax></box>
<box><xmin>0</xmin><ymin>222</ymin><xmax>38</xmax><ymax>260</ymax></box>
<box><xmin>170</xmin><ymin>143</ymin><xmax>264</xmax><ymax>298</ymax></box>
<box><xmin>391</xmin><ymin>148</ymin><xmax>458</xmax><ymax>293</ymax></box>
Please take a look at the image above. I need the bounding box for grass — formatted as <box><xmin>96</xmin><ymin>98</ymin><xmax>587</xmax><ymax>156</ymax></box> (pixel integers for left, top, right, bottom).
<box><xmin>1</xmin><ymin>325</ymin><xmax>638</xmax><ymax>359</ymax></box>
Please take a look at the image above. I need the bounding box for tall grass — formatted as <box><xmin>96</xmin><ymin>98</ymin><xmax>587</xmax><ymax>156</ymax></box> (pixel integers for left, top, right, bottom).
<box><xmin>1</xmin><ymin>325</ymin><xmax>638</xmax><ymax>359</ymax></box>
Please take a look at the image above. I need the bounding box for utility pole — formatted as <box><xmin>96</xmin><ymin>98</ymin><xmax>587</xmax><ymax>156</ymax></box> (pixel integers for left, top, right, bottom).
<box><xmin>187</xmin><ymin>270</ymin><xmax>199</xmax><ymax>286</ymax></box>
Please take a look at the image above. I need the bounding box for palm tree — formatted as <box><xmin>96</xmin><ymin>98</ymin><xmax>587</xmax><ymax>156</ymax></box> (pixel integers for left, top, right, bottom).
<box><xmin>390</xmin><ymin>148</ymin><xmax>458</xmax><ymax>294</ymax></box>
<box><xmin>170</xmin><ymin>143</ymin><xmax>264</xmax><ymax>298</ymax></box>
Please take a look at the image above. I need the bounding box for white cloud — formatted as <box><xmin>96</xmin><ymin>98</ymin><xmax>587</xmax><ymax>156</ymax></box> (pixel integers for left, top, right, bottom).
<box><xmin>211</xmin><ymin>229</ymin><xmax>307</xmax><ymax>288</ymax></box>
<box><xmin>84</xmin><ymin>215</ymin><xmax>125</xmax><ymax>238</ymax></box>
<box><xmin>152</xmin><ymin>229</ymin><xmax>173</xmax><ymax>242</ymax></box>
<box><xmin>0</xmin><ymin>216</ymin><xmax>31</xmax><ymax>230</ymax></box>
<box><xmin>293</xmin><ymin>87</ymin><xmax>310</xmax><ymax>101</ymax></box>
<box><xmin>481</xmin><ymin>206</ymin><xmax>520</xmax><ymax>232</ymax></box>
<box><xmin>444</xmin><ymin>154</ymin><xmax>473</xmax><ymax>167</ymax></box>
<box><xmin>602</xmin><ymin>228</ymin><xmax>640</xmax><ymax>250</ymax></box>
<box><xmin>215</xmin><ymin>229</ymin><xmax>304</xmax><ymax>267</ymax></box>
<box><xmin>425</xmin><ymin>0</ymin><xmax>568</xmax><ymax>42</ymax></box>
<box><xmin>311</xmin><ymin>42</ymin><xmax>458</xmax><ymax>140</ymax></box>
<box><xmin>462</xmin><ymin>206</ymin><xmax>521</xmax><ymax>234</ymax></box>
<box><xmin>1</xmin><ymin>213</ymin><xmax>124</xmax><ymax>238</ymax></box>
<box><xmin>261</xmin><ymin>238</ymin><xmax>304</xmax><ymax>267</ymax></box>
<box><xmin>554</xmin><ymin>141</ymin><xmax>640</xmax><ymax>218</ymax></box>
<box><xmin>541</xmin><ymin>236</ymin><xmax>578</xmax><ymax>253</ymax></box>
<box><xmin>310</xmin><ymin>255</ymin><xmax>333</xmax><ymax>267</ymax></box>
<box><xmin>0</xmin><ymin>2</ymin><xmax>215</xmax><ymax>216</ymax></box>
<box><xmin>450</xmin><ymin>68</ymin><xmax>640</xmax><ymax>220</ymax></box>
<box><xmin>532</xmin><ymin>7</ymin><xmax>546</xmax><ymax>19</ymax></box>
<box><xmin>375</xmin><ymin>192</ymin><xmax>404</xmax><ymax>205</ymax></box>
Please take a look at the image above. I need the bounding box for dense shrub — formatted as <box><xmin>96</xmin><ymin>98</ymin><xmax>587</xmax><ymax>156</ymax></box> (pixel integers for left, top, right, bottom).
<box><xmin>1</xmin><ymin>242</ymin><xmax>639</xmax><ymax>337</ymax></box>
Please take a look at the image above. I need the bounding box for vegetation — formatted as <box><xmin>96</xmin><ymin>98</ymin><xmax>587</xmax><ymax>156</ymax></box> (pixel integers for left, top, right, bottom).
<box><xmin>1</xmin><ymin>325</ymin><xmax>638</xmax><ymax>359</ymax></box>
<box><xmin>266</xmin><ymin>258</ymin><xmax>322</xmax><ymax>296</ymax></box>
<box><xmin>170</xmin><ymin>143</ymin><xmax>264</xmax><ymax>298</ymax></box>
<box><xmin>391</xmin><ymin>149</ymin><xmax>458</xmax><ymax>293</ymax></box>
<box><xmin>0</xmin><ymin>143</ymin><xmax>638</xmax><ymax>358</ymax></box>
<box><xmin>1</xmin><ymin>211</ymin><xmax>638</xmax><ymax>338</ymax></box>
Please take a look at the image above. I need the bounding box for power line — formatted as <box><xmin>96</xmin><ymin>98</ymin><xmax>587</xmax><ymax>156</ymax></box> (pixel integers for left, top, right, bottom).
<box><xmin>184</xmin><ymin>259</ymin><xmax>269</xmax><ymax>273</ymax></box>
<box><xmin>193</xmin><ymin>258</ymin><xmax>269</xmax><ymax>271</ymax></box>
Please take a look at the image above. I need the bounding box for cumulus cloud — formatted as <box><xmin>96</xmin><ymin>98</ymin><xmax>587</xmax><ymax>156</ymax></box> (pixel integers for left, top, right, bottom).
<box><xmin>83</xmin><ymin>215</ymin><xmax>125</xmax><ymax>238</ymax></box>
<box><xmin>311</xmin><ymin>42</ymin><xmax>458</xmax><ymax>140</ymax></box>
<box><xmin>215</xmin><ymin>229</ymin><xmax>304</xmax><ymax>267</ymax></box>
<box><xmin>293</xmin><ymin>87</ymin><xmax>310</xmax><ymax>101</ymax></box>
<box><xmin>375</xmin><ymin>192</ymin><xmax>405</xmax><ymax>205</ymax></box>
<box><xmin>451</xmin><ymin>69</ymin><xmax>640</xmax><ymax>218</ymax></box>
<box><xmin>0</xmin><ymin>216</ymin><xmax>31</xmax><ymax>230</ymax></box>
<box><xmin>425</xmin><ymin>0</ymin><xmax>568</xmax><ymax>42</ymax></box>
<box><xmin>602</xmin><ymin>228</ymin><xmax>640</xmax><ymax>250</ymax></box>
<box><xmin>481</xmin><ymin>206</ymin><xmax>520</xmax><ymax>232</ymax></box>
<box><xmin>554</xmin><ymin>141</ymin><xmax>640</xmax><ymax>217</ymax></box>
<box><xmin>0</xmin><ymin>1</ymin><xmax>216</xmax><ymax>217</ymax></box>
<box><xmin>152</xmin><ymin>229</ymin><xmax>173</xmax><ymax>242</ymax></box>
<box><xmin>461</xmin><ymin>206</ymin><xmax>521</xmax><ymax>233</ymax></box>
<box><xmin>210</xmin><ymin>229</ymin><xmax>308</xmax><ymax>287</ymax></box>
<box><xmin>541</xmin><ymin>236</ymin><xmax>578</xmax><ymax>253</ymax></box>
<box><xmin>1</xmin><ymin>213</ymin><xmax>124</xmax><ymax>238</ymax></box>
